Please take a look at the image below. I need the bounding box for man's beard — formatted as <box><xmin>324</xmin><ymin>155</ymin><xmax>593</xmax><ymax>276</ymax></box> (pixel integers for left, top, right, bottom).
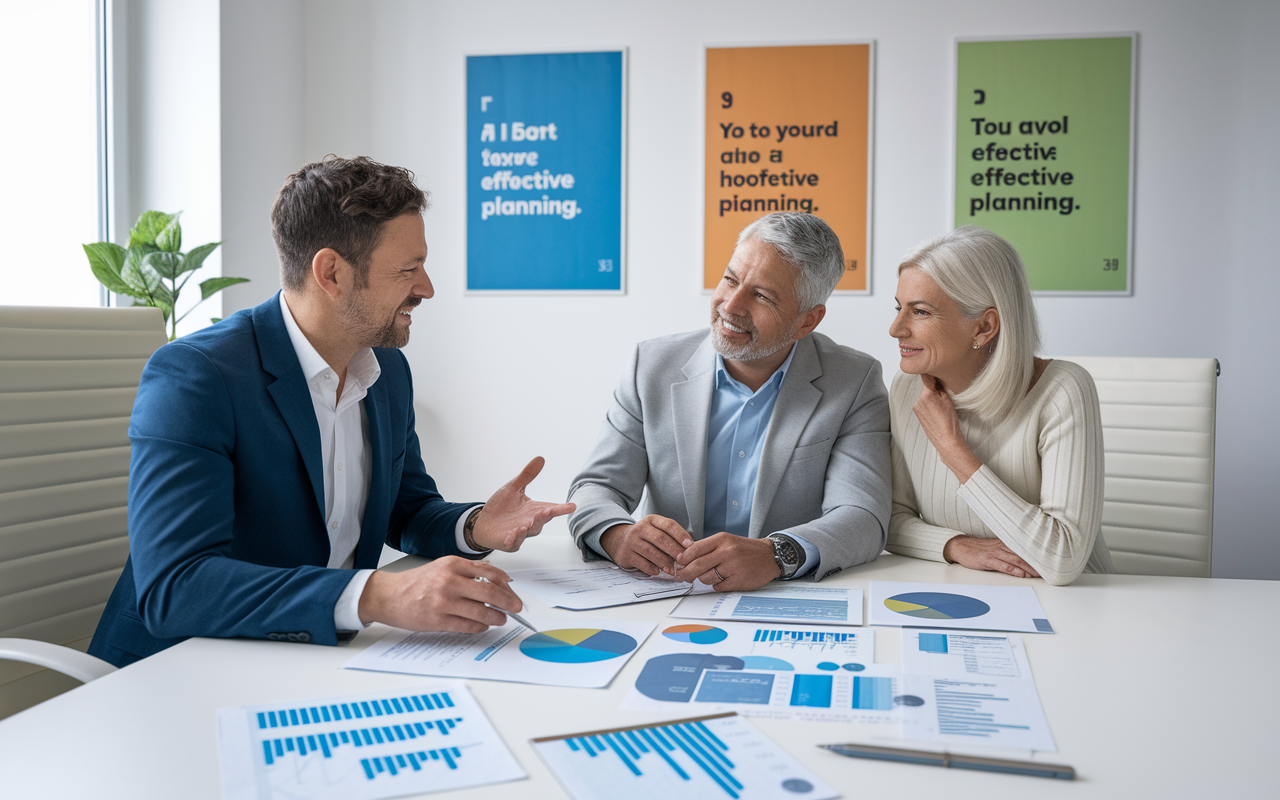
<box><xmin>709</xmin><ymin>305</ymin><xmax>800</xmax><ymax>362</ymax></box>
<box><xmin>340</xmin><ymin>289</ymin><xmax>416</xmax><ymax>349</ymax></box>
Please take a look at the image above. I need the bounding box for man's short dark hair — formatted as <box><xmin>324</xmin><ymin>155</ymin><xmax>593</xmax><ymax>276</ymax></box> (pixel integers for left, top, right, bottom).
<box><xmin>272</xmin><ymin>155</ymin><xmax>429</xmax><ymax>290</ymax></box>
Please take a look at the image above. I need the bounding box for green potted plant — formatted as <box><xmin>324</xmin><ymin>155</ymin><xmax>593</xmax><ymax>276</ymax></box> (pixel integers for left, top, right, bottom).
<box><xmin>82</xmin><ymin>210</ymin><xmax>249</xmax><ymax>341</ymax></box>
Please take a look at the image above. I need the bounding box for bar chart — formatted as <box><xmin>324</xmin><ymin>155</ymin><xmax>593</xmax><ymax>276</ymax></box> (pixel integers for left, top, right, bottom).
<box><xmin>218</xmin><ymin>682</ymin><xmax>525</xmax><ymax>800</ymax></box>
<box><xmin>532</xmin><ymin>714</ymin><xmax>836</xmax><ymax>800</ymax></box>
<box><xmin>732</xmin><ymin>595</ymin><xmax>848</xmax><ymax>622</ymax></box>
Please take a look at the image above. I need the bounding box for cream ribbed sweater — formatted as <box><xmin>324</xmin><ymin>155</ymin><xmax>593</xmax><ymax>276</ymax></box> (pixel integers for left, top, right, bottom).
<box><xmin>886</xmin><ymin>360</ymin><xmax>1114</xmax><ymax>585</ymax></box>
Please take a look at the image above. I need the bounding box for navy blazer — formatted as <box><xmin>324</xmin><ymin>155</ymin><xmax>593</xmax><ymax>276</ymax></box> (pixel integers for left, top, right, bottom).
<box><xmin>89</xmin><ymin>293</ymin><xmax>474</xmax><ymax>667</ymax></box>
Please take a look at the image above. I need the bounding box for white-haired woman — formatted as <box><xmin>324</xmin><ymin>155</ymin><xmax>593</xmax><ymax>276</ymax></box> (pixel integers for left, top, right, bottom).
<box><xmin>886</xmin><ymin>226</ymin><xmax>1113</xmax><ymax>585</ymax></box>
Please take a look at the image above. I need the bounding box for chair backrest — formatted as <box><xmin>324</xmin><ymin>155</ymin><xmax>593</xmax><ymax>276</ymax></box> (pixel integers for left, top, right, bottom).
<box><xmin>0</xmin><ymin>305</ymin><xmax>166</xmax><ymax>718</ymax></box>
<box><xmin>1061</xmin><ymin>356</ymin><xmax>1218</xmax><ymax>578</ymax></box>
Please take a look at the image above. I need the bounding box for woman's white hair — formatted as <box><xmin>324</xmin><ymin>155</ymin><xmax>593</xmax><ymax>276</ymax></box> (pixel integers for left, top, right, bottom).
<box><xmin>898</xmin><ymin>225</ymin><xmax>1041</xmax><ymax>421</ymax></box>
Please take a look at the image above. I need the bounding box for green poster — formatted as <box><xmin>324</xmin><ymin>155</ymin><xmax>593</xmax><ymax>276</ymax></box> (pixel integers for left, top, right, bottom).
<box><xmin>954</xmin><ymin>36</ymin><xmax>1135</xmax><ymax>293</ymax></box>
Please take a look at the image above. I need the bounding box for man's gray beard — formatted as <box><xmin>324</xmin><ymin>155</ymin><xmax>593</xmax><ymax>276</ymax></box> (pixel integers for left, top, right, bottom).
<box><xmin>709</xmin><ymin>311</ymin><xmax>801</xmax><ymax>362</ymax></box>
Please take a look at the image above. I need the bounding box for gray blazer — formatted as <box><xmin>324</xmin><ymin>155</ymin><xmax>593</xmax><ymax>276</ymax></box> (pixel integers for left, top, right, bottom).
<box><xmin>567</xmin><ymin>330</ymin><xmax>891</xmax><ymax>580</ymax></box>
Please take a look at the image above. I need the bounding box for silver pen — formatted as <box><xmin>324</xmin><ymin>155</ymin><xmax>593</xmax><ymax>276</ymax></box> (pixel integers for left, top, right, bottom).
<box><xmin>475</xmin><ymin>575</ymin><xmax>539</xmax><ymax>633</ymax></box>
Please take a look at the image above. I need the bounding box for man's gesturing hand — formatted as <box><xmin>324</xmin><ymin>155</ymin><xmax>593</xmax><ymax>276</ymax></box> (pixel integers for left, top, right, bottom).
<box><xmin>471</xmin><ymin>457</ymin><xmax>576</xmax><ymax>552</ymax></box>
<box><xmin>358</xmin><ymin>557</ymin><xmax>520</xmax><ymax>632</ymax></box>
<box><xmin>676</xmin><ymin>532</ymin><xmax>779</xmax><ymax>592</ymax></box>
<box><xmin>600</xmin><ymin>515</ymin><xmax>693</xmax><ymax>576</ymax></box>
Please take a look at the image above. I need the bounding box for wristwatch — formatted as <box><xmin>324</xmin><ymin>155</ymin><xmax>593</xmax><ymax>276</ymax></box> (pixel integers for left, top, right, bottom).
<box><xmin>767</xmin><ymin>533</ymin><xmax>804</xmax><ymax>579</ymax></box>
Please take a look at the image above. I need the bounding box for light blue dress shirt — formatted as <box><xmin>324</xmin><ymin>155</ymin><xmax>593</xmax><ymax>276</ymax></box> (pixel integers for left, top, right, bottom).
<box><xmin>585</xmin><ymin>344</ymin><xmax>819</xmax><ymax>578</ymax></box>
<box><xmin>703</xmin><ymin>348</ymin><xmax>818</xmax><ymax>578</ymax></box>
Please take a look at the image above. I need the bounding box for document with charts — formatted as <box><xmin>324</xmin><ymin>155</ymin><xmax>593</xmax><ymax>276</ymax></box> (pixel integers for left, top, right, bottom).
<box><xmin>868</xmin><ymin>580</ymin><xmax>1054</xmax><ymax>634</ymax></box>
<box><xmin>901</xmin><ymin>629</ymin><xmax>1032</xmax><ymax>679</ymax></box>
<box><xmin>217</xmin><ymin>681</ymin><xmax>523</xmax><ymax>800</ymax></box>
<box><xmin>343</xmin><ymin>616</ymin><xmax>654</xmax><ymax>689</ymax></box>
<box><xmin>669</xmin><ymin>584</ymin><xmax>864</xmax><ymax>626</ymax></box>
<box><xmin>898</xmin><ymin>629</ymin><xmax>1056</xmax><ymax>752</ymax></box>
<box><xmin>619</xmin><ymin>620</ymin><xmax>916</xmax><ymax>724</ymax></box>
<box><xmin>532</xmin><ymin>713</ymin><xmax>837</xmax><ymax>800</ymax></box>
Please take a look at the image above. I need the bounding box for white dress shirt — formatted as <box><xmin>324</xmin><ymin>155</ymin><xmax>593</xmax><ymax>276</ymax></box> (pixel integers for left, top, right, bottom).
<box><xmin>278</xmin><ymin>295</ymin><xmax>483</xmax><ymax>634</ymax></box>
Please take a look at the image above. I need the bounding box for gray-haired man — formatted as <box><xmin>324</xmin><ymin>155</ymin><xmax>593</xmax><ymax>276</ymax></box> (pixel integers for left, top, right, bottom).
<box><xmin>567</xmin><ymin>213</ymin><xmax>891</xmax><ymax>591</ymax></box>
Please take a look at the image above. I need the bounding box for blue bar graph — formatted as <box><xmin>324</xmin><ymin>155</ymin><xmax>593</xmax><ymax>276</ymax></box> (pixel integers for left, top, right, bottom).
<box><xmin>919</xmin><ymin>633</ymin><xmax>949</xmax><ymax>653</ymax></box>
<box><xmin>733</xmin><ymin>596</ymin><xmax>848</xmax><ymax>621</ymax></box>
<box><xmin>254</xmin><ymin>693</ymin><xmax>455</xmax><ymax>729</ymax></box>
<box><xmin>789</xmin><ymin>675</ymin><xmax>833</xmax><ymax>708</ymax></box>
<box><xmin>358</xmin><ymin>747</ymin><xmax>462</xmax><ymax>780</ymax></box>
<box><xmin>850</xmin><ymin>677</ymin><xmax>893</xmax><ymax>710</ymax></box>
<box><xmin>752</xmin><ymin>629</ymin><xmax>855</xmax><ymax>644</ymax></box>
<box><xmin>561</xmin><ymin>720</ymin><xmax>743</xmax><ymax>799</ymax></box>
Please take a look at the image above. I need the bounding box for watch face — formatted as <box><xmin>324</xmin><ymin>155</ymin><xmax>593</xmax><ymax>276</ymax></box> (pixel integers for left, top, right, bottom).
<box><xmin>773</xmin><ymin>536</ymin><xmax>800</xmax><ymax>567</ymax></box>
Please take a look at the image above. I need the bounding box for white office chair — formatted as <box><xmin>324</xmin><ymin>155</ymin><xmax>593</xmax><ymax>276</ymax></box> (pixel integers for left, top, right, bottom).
<box><xmin>1062</xmin><ymin>356</ymin><xmax>1218</xmax><ymax>578</ymax></box>
<box><xmin>0</xmin><ymin>305</ymin><xmax>166</xmax><ymax>719</ymax></box>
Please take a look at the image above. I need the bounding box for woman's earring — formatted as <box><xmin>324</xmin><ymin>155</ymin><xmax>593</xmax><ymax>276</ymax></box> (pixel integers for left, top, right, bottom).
<box><xmin>972</xmin><ymin>342</ymin><xmax>981</xmax><ymax>350</ymax></box>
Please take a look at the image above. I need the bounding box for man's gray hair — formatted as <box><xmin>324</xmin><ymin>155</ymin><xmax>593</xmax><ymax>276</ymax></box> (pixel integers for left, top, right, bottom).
<box><xmin>737</xmin><ymin>212</ymin><xmax>845</xmax><ymax>311</ymax></box>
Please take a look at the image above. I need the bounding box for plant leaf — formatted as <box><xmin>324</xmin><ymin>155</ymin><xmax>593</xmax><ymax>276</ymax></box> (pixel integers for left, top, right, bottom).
<box><xmin>200</xmin><ymin>276</ymin><xmax>250</xmax><ymax>301</ymax></box>
<box><xmin>180</xmin><ymin>240</ymin><xmax>222</xmax><ymax>276</ymax></box>
<box><xmin>155</xmin><ymin>213</ymin><xmax>183</xmax><ymax>252</ymax></box>
<box><xmin>144</xmin><ymin>251</ymin><xmax>185</xmax><ymax>280</ymax></box>
<box><xmin>129</xmin><ymin>211</ymin><xmax>175</xmax><ymax>249</ymax></box>
<box><xmin>82</xmin><ymin>242</ymin><xmax>133</xmax><ymax>295</ymax></box>
<box><xmin>122</xmin><ymin>251</ymin><xmax>166</xmax><ymax>300</ymax></box>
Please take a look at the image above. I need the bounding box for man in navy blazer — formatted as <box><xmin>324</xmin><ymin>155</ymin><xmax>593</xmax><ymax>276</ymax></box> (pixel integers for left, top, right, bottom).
<box><xmin>90</xmin><ymin>156</ymin><xmax>573</xmax><ymax>668</ymax></box>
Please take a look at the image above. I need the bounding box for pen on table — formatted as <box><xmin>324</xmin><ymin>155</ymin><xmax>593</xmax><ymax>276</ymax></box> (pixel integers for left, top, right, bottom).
<box><xmin>475</xmin><ymin>575</ymin><xmax>539</xmax><ymax>633</ymax></box>
<box><xmin>819</xmin><ymin>743</ymin><xmax>1075</xmax><ymax>781</ymax></box>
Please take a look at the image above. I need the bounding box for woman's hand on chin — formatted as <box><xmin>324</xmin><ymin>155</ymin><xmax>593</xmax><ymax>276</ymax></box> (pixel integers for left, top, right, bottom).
<box><xmin>914</xmin><ymin>374</ymin><xmax>982</xmax><ymax>482</ymax></box>
<box><xmin>944</xmin><ymin>536</ymin><xmax>1042</xmax><ymax>579</ymax></box>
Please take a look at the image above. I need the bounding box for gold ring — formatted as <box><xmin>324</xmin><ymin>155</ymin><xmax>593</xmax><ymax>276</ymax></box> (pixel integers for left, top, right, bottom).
<box><xmin>713</xmin><ymin>567</ymin><xmax>725</xmax><ymax>583</ymax></box>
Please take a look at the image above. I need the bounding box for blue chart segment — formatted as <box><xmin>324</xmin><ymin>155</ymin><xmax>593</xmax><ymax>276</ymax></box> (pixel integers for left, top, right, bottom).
<box><xmin>918</xmin><ymin>633</ymin><xmax>950</xmax><ymax>653</ymax></box>
<box><xmin>520</xmin><ymin>629</ymin><xmax>638</xmax><ymax>663</ymax></box>
<box><xmin>885</xmin><ymin>592</ymin><xmax>991</xmax><ymax>620</ymax></box>
<box><xmin>732</xmin><ymin>595</ymin><xmax>848</xmax><ymax>622</ymax></box>
<box><xmin>636</xmin><ymin>654</ymin><xmax>745</xmax><ymax>702</ymax></box>
<box><xmin>561</xmin><ymin>720</ymin><xmax>743</xmax><ymax>798</ymax></box>
<box><xmin>255</xmin><ymin>692</ymin><xmax>454</xmax><ymax>732</ymax></box>
<box><xmin>753</xmin><ymin>630</ymin><xmax>855</xmax><ymax>645</ymax></box>
<box><xmin>850</xmin><ymin>677</ymin><xmax>893</xmax><ymax>710</ymax></box>
<box><xmin>254</xmin><ymin>691</ymin><xmax>462</xmax><ymax>774</ymax></box>
<box><xmin>260</xmin><ymin>717</ymin><xmax>461</xmax><ymax>765</ymax></box>
<box><xmin>696</xmin><ymin>672</ymin><xmax>774</xmax><ymax>704</ymax></box>
<box><xmin>790</xmin><ymin>675</ymin><xmax>833</xmax><ymax>708</ymax></box>
<box><xmin>359</xmin><ymin>747</ymin><xmax>463</xmax><ymax>779</ymax></box>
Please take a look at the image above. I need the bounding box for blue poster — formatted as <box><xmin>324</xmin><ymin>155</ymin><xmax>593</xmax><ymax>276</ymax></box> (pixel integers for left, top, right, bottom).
<box><xmin>467</xmin><ymin>51</ymin><xmax>626</xmax><ymax>292</ymax></box>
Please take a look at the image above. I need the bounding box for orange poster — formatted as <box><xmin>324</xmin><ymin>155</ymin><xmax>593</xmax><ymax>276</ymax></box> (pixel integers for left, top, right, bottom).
<box><xmin>705</xmin><ymin>44</ymin><xmax>872</xmax><ymax>292</ymax></box>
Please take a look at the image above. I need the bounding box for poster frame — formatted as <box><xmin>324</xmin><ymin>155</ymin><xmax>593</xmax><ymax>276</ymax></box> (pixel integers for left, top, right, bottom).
<box><xmin>701</xmin><ymin>39</ymin><xmax>876</xmax><ymax>297</ymax></box>
<box><xmin>949</xmin><ymin>32</ymin><xmax>1138</xmax><ymax>296</ymax></box>
<box><xmin>463</xmin><ymin>46</ymin><xmax>628</xmax><ymax>296</ymax></box>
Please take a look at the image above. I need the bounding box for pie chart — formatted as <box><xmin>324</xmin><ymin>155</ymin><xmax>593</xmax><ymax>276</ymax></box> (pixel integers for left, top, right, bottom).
<box><xmin>519</xmin><ymin>629</ymin><xmax>638</xmax><ymax>663</ymax></box>
<box><xmin>662</xmin><ymin>624</ymin><xmax>729</xmax><ymax>645</ymax></box>
<box><xmin>884</xmin><ymin>592</ymin><xmax>991</xmax><ymax>620</ymax></box>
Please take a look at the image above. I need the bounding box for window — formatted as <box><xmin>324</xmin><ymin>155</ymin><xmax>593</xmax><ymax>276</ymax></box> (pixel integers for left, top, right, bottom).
<box><xmin>0</xmin><ymin>0</ymin><xmax>104</xmax><ymax>307</ymax></box>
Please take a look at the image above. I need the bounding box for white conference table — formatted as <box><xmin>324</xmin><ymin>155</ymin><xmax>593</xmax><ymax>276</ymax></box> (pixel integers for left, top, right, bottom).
<box><xmin>1</xmin><ymin>532</ymin><xmax>1276</xmax><ymax>799</ymax></box>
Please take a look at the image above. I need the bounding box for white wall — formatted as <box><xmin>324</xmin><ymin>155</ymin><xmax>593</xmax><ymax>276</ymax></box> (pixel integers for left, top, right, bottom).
<box><xmin>219</xmin><ymin>0</ymin><xmax>1280</xmax><ymax>580</ymax></box>
<box><xmin>125</xmin><ymin>0</ymin><xmax>223</xmax><ymax>336</ymax></box>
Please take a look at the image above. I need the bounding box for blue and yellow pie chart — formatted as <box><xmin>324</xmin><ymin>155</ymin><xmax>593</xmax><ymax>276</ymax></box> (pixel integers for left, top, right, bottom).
<box><xmin>519</xmin><ymin>629</ymin><xmax>638</xmax><ymax>663</ymax></box>
<box><xmin>884</xmin><ymin>592</ymin><xmax>991</xmax><ymax>620</ymax></box>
